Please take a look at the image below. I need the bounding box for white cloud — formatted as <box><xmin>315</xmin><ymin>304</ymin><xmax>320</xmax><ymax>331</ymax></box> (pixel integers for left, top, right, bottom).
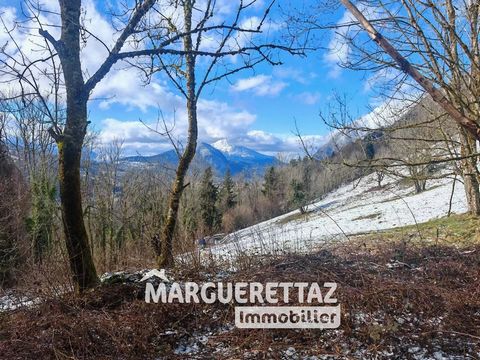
<box><xmin>0</xmin><ymin>7</ymin><xmax>17</xmax><ymax>47</ymax></box>
<box><xmin>233</xmin><ymin>130</ymin><xmax>328</xmax><ymax>156</ymax></box>
<box><xmin>362</xmin><ymin>67</ymin><xmax>404</xmax><ymax>93</ymax></box>
<box><xmin>231</xmin><ymin>74</ymin><xmax>287</xmax><ymax>96</ymax></box>
<box><xmin>0</xmin><ymin>1</ymin><xmax>185</xmax><ymax>113</ymax></box>
<box><xmin>92</xmin><ymin>71</ymin><xmax>183</xmax><ymax>112</ymax></box>
<box><xmin>197</xmin><ymin>99</ymin><xmax>257</xmax><ymax>139</ymax></box>
<box><xmin>0</xmin><ymin>4</ymin><xmax>64</xmax><ymax>98</ymax></box>
<box><xmin>98</xmin><ymin>97</ymin><xmax>258</xmax><ymax>155</ymax></box>
<box><xmin>232</xmin><ymin>74</ymin><xmax>269</xmax><ymax>91</ymax></box>
<box><xmin>239</xmin><ymin>16</ymin><xmax>281</xmax><ymax>32</ymax></box>
<box><xmin>273</xmin><ymin>67</ymin><xmax>317</xmax><ymax>85</ymax></box>
<box><xmin>1</xmin><ymin>0</ymin><xmax>285</xmax><ymax>110</ymax></box>
<box><xmin>294</xmin><ymin>91</ymin><xmax>321</xmax><ymax>105</ymax></box>
<box><xmin>1</xmin><ymin>1</ymin><xmax>329</xmax><ymax>158</ymax></box>
<box><xmin>0</xmin><ymin>0</ymin><xmax>122</xmax><ymax>102</ymax></box>
<box><xmin>81</xmin><ymin>0</ymin><xmax>119</xmax><ymax>74</ymax></box>
<box><xmin>324</xmin><ymin>10</ymin><xmax>354</xmax><ymax>79</ymax></box>
<box><xmin>98</xmin><ymin>114</ymin><xmax>329</xmax><ymax>157</ymax></box>
<box><xmin>236</xmin><ymin>130</ymin><xmax>293</xmax><ymax>154</ymax></box>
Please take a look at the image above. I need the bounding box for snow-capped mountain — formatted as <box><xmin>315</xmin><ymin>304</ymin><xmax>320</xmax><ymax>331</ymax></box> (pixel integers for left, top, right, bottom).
<box><xmin>211</xmin><ymin>139</ymin><xmax>279</xmax><ymax>174</ymax></box>
<box><xmin>211</xmin><ymin>139</ymin><xmax>235</xmax><ymax>153</ymax></box>
<box><xmin>122</xmin><ymin>140</ymin><xmax>278</xmax><ymax>176</ymax></box>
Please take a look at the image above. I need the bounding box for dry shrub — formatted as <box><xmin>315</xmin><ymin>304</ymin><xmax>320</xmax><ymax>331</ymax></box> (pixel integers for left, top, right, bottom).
<box><xmin>222</xmin><ymin>205</ymin><xmax>255</xmax><ymax>232</ymax></box>
<box><xmin>222</xmin><ymin>198</ymin><xmax>283</xmax><ymax>233</ymax></box>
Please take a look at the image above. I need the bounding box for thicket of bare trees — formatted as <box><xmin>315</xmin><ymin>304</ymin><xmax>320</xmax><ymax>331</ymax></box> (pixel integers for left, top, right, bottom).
<box><xmin>0</xmin><ymin>95</ymin><xmax>322</xmax><ymax>288</ymax></box>
<box><xmin>0</xmin><ymin>0</ymin><xmax>296</xmax><ymax>291</ymax></box>
<box><xmin>289</xmin><ymin>0</ymin><xmax>480</xmax><ymax>215</ymax></box>
<box><xmin>1</xmin><ymin>98</ymin><xmax>58</xmax><ymax>264</ymax></box>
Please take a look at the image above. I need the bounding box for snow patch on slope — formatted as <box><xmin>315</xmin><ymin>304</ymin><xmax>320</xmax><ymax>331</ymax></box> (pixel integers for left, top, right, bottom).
<box><xmin>210</xmin><ymin>171</ymin><xmax>467</xmax><ymax>262</ymax></box>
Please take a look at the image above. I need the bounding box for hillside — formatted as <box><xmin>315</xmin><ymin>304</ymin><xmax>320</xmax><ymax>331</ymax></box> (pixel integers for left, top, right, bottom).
<box><xmin>211</xmin><ymin>168</ymin><xmax>467</xmax><ymax>263</ymax></box>
<box><xmin>2</xmin><ymin>146</ymin><xmax>478</xmax><ymax>360</ymax></box>
<box><xmin>2</xmin><ymin>218</ymin><xmax>479</xmax><ymax>359</ymax></box>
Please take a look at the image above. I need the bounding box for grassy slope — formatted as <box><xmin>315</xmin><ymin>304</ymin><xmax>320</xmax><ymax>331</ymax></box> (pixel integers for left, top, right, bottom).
<box><xmin>353</xmin><ymin>213</ymin><xmax>480</xmax><ymax>248</ymax></box>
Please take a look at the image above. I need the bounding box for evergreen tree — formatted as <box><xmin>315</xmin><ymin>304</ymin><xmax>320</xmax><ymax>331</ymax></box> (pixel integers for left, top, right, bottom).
<box><xmin>289</xmin><ymin>179</ymin><xmax>306</xmax><ymax>214</ymax></box>
<box><xmin>301</xmin><ymin>159</ymin><xmax>312</xmax><ymax>201</ymax></box>
<box><xmin>27</xmin><ymin>175</ymin><xmax>57</xmax><ymax>263</ymax></box>
<box><xmin>218</xmin><ymin>168</ymin><xmax>237</xmax><ymax>212</ymax></box>
<box><xmin>199</xmin><ymin>167</ymin><xmax>220</xmax><ymax>233</ymax></box>
<box><xmin>180</xmin><ymin>186</ymin><xmax>198</xmax><ymax>238</ymax></box>
<box><xmin>262</xmin><ymin>166</ymin><xmax>279</xmax><ymax>200</ymax></box>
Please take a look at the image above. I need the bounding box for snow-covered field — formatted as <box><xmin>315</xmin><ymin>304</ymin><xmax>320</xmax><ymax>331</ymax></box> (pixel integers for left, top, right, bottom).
<box><xmin>210</xmin><ymin>171</ymin><xmax>467</xmax><ymax>262</ymax></box>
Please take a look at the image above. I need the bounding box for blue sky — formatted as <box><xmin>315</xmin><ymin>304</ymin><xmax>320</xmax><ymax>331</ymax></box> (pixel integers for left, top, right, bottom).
<box><xmin>0</xmin><ymin>0</ymin><xmax>386</xmax><ymax>156</ymax></box>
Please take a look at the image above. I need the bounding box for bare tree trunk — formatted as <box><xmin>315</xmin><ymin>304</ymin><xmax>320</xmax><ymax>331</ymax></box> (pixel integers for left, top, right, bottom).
<box><xmin>58</xmin><ymin>108</ymin><xmax>99</xmax><ymax>291</ymax></box>
<box><xmin>157</xmin><ymin>2</ymin><xmax>197</xmax><ymax>268</ymax></box>
<box><xmin>157</xmin><ymin>103</ymin><xmax>197</xmax><ymax>269</ymax></box>
<box><xmin>464</xmin><ymin>1</ymin><xmax>480</xmax><ymax>216</ymax></box>
<box><xmin>459</xmin><ymin>129</ymin><xmax>480</xmax><ymax>215</ymax></box>
<box><xmin>54</xmin><ymin>0</ymin><xmax>98</xmax><ymax>291</ymax></box>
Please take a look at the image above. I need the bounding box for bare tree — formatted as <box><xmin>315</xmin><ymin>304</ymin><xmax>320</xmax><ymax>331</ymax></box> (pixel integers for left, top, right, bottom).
<box><xmin>290</xmin><ymin>0</ymin><xmax>480</xmax><ymax>215</ymax></box>
<box><xmin>0</xmin><ymin>0</ymin><xmax>298</xmax><ymax>287</ymax></box>
<box><xmin>339</xmin><ymin>0</ymin><xmax>480</xmax><ymax>139</ymax></box>
<box><xmin>337</xmin><ymin>0</ymin><xmax>480</xmax><ymax>214</ymax></box>
<box><xmin>0</xmin><ymin>0</ymin><xmax>163</xmax><ymax>290</ymax></box>
<box><xmin>0</xmin><ymin>96</ymin><xmax>56</xmax><ymax>178</ymax></box>
<box><xmin>138</xmin><ymin>0</ymin><xmax>300</xmax><ymax>267</ymax></box>
<box><xmin>0</xmin><ymin>97</ymin><xmax>58</xmax><ymax>263</ymax></box>
<box><xmin>0</xmin><ymin>133</ymin><xmax>29</xmax><ymax>286</ymax></box>
<box><xmin>91</xmin><ymin>139</ymin><xmax>124</xmax><ymax>269</ymax></box>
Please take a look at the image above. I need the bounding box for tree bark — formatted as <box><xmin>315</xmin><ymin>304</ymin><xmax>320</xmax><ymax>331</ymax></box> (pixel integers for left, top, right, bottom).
<box><xmin>464</xmin><ymin>1</ymin><xmax>480</xmax><ymax>216</ymax></box>
<box><xmin>157</xmin><ymin>2</ymin><xmax>197</xmax><ymax>268</ymax></box>
<box><xmin>55</xmin><ymin>0</ymin><xmax>98</xmax><ymax>291</ymax></box>
<box><xmin>458</xmin><ymin>129</ymin><xmax>480</xmax><ymax>215</ymax></box>
<box><xmin>445</xmin><ymin>0</ymin><xmax>480</xmax><ymax>217</ymax></box>
<box><xmin>58</xmin><ymin>109</ymin><xmax>99</xmax><ymax>291</ymax></box>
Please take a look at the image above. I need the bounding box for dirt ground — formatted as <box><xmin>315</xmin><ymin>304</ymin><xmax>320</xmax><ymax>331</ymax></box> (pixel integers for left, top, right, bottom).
<box><xmin>0</xmin><ymin>233</ymin><xmax>479</xmax><ymax>359</ymax></box>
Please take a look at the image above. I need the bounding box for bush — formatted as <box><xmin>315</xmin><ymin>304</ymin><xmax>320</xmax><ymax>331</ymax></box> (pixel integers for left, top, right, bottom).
<box><xmin>222</xmin><ymin>205</ymin><xmax>255</xmax><ymax>233</ymax></box>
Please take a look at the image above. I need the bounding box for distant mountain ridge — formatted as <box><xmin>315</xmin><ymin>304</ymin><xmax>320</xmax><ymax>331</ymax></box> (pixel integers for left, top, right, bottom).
<box><xmin>122</xmin><ymin>140</ymin><xmax>278</xmax><ymax>176</ymax></box>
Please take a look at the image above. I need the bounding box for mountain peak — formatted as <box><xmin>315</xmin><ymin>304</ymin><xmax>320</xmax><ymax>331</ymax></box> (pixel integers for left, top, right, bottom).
<box><xmin>212</xmin><ymin>139</ymin><xmax>233</xmax><ymax>153</ymax></box>
<box><xmin>122</xmin><ymin>140</ymin><xmax>278</xmax><ymax>176</ymax></box>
